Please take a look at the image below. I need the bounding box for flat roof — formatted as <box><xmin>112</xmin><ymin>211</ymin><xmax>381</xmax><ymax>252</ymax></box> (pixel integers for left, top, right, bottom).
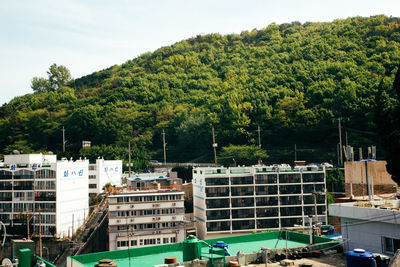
<box><xmin>70</xmin><ymin>231</ymin><xmax>336</xmax><ymax>267</ymax></box>
<box><xmin>109</xmin><ymin>191</ymin><xmax>184</xmax><ymax>198</ymax></box>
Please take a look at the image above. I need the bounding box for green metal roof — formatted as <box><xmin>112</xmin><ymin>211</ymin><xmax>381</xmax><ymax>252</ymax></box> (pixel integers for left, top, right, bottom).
<box><xmin>69</xmin><ymin>231</ymin><xmax>335</xmax><ymax>267</ymax></box>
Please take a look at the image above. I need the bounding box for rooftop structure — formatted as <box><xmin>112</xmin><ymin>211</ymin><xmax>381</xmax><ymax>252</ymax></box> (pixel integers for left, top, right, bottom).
<box><xmin>193</xmin><ymin>165</ymin><xmax>327</xmax><ymax>239</ymax></box>
<box><xmin>344</xmin><ymin>160</ymin><xmax>397</xmax><ymax>197</ymax></box>
<box><xmin>108</xmin><ymin>178</ymin><xmax>185</xmax><ymax>251</ymax></box>
<box><xmin>329</xmin><ymin>199</ymin><xmax>400</xmax><ymax>256</ymax></box>
<box><xmin>127</xmin><ymin>172</ymin><xmax>181</xmax><ymax>190</ymax></box>
<box><xmin>0</xmin><ymin>154</ymin><xmax>88</xmax><ymax>238</ymax></box>
<box><xmin>68</xmin><ymin>231</ymin><xmax>339</xmax><ymax>267</ymax></box>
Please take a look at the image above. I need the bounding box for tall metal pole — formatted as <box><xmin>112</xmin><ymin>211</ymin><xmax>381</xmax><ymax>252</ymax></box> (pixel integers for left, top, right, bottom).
<box><xmin>128</xmin><ymin>141</ymin><xmax>131</xmax><ymax>177</ymax></box>
<box><xmin>312</xmin><ymin>192</ymin><xmax>318</xmax><ymax>225</ymax></box>
<box><xmin>212</xmin><ymin>127</ymin><xmax>218</xmax><ymax>167</ymax></box>
<box><xmin>162</xmin><ymin>129</ymin><xmax>167</xmax><ymax>166</ymax></box>
<box><xmin>257</xmin><ymin>125</ymin><xmax>262</xmax><ymax>165</ymax></box>
<box><xmin>294</xmin><ymin>144</ymin><xmax>297</xmax><ymax>162</ymax></box>
<box><xmin>39</xmin><ymin>208</ymin><xmax>42</xmax><ymax>258</ymax></box>
<box><xmin>339</xmin><ymin>119</ymin><xmax>343</xmax><ymax>165</ymax></box>
<box><xmin>62</xmin><ymin>126</ymin><xmax>66</xmax><ymax>153</ymax></box>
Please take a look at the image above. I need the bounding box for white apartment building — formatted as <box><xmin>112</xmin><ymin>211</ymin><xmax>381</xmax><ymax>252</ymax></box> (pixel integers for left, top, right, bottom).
<box><xmin>88</xmin><ymin>159</ymin><xmax>122</xmax><ymax>195</ymax></box>
<box><xmin>108</xmin><ymin>186</ymin><xmax>185</xmax><ymax>251</ymax></box>
<box><xmin>329</xmin><ymin>200</ymin><xmax>400</xmax><ymax>255</ymax></box>
<box><xmin>193</xmin><ymin>165</ymin><xmax>327</xmax><ymax>239</ymax></box>
<box><xmin>0</xmin><ymin>154</ymin><xmax>89</xmax><ymax>238</ymax></box>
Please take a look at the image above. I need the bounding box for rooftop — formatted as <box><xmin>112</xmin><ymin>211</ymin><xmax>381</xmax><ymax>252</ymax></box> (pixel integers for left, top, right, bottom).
<box><xmin>69</xmin><ymin>231</ymin><xmax>337</xmax><ymax>267</ymax></box>
<box><xmin>329</xmin><ymin>199</ymin><xmax>400</xmax><ymax>223</ymax></box>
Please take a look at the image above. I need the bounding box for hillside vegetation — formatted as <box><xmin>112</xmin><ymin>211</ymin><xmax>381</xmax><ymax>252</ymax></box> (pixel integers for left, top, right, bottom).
<box><xmin>1</xmin><ymin>15</ymin><xmax>399</xmax><ymax>168</ymax></box>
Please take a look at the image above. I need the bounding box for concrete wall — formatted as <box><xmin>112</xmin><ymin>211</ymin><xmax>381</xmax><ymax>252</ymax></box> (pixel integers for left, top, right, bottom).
<box><xmin>341</xmin><ymin>217</ymin><xmax>400</xmax><ymax>254</ymax></box>
<box><xmin>344</xmin><ymin>161</ymin><xmax>397</xmax><ymax>196</ymax></box>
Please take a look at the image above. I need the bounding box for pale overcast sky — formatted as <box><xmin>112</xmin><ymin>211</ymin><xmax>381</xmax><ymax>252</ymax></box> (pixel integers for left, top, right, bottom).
<box><xmin>0</xmin><ymin>0</ymin><xmax>399</xmax><ymax>104</ymax></box>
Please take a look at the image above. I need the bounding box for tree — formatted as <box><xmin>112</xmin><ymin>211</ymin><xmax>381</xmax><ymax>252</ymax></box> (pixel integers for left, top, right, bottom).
<box><xmin>47</xmin><ymin>64</ymin><xmax>72</xmax><ymax>91</ymax></box>
<box><xmin>218</xmin><ymin>144</ymin><xmax>268</xmax><ymax>166</ymax></box>
<box><xmin>31</xmin><ymin>77</ymin><xmax>51</xmax><ymax>93</ymax></box>
<box><xmin>31</xmin><ymin>64</ymin><xmax>72</xmax><ymax>93</ymax></box>
<box><xmin>374</xmin><ymin>67</ymin><xmax>400</xmax><ymax>185</ymax></box>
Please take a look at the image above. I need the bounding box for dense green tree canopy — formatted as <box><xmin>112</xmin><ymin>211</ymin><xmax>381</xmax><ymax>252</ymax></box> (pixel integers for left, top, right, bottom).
<box><xmin>2</xmin><ymin>15</ymin><xmax>400</xmax><ymax>170</ymax></box>
<box><xmin>375</xmin><ymin>67</ymin><xmax>400</xmax><ymax>185</ymax></box>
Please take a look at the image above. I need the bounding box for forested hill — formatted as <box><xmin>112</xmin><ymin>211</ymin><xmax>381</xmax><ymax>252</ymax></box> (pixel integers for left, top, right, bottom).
<box><xmin>1</xmin><ymin>15</ymin><xmax>400</xmax><ymax>168</ymax></box>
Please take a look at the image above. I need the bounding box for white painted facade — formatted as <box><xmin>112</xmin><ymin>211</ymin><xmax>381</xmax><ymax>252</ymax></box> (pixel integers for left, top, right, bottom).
<box><xmin>89</xmin><ymin>159</ymin><xmax>122</xmax><ymax>195</ymax></box>
<box><xmin>108</xmin><ymin>190</ymin><xmax>185</xmax><ymax>251</ymax></box>
<box><xmin>329</xmin><ymin>200</ymin><xmax>400</xmax><ymax>255</ymax></box>
<box><xmin>193</xmin><ymin>165</ymin><xmax>327</xmax><ymax>239</ymax></box>
<box><xmin>0</xmin><ymin>154</ymin><xmax>88</xmax><ymax>238</ymax></box>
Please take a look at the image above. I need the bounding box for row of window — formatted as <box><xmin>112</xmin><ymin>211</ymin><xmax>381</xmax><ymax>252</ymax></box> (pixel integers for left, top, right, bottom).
<box><xmin>116</xmin><ymin>194</ymin><xmax>182</xmax><ymax>203</ymax></box>
<box><xmin>205</xmin><ymin>194</ymin><xmax>325</xmax><ymax>209</ymax></box>
<box><xmin>204</xmin><ymin>173</ymin><xmax>324</xmax><ymax>186</ymax></box>
<box><xmin>0</xmin><ymin>202</ymin><xmax>56</xmax><ymax>214</ymax></box>
<box><xmin>117</xmin><ymin>237</ymin><xmax>177</xmax><ymax>248</ymax></box>
<box><xmin>206</xmin><ymin>217</ymin><xmax>317</xmax><ymax>232</ymax></box>
<box><xmin>0</xmin><ymin>169</ymin><xmax>56</xmax><ymax>180</ymax></box>
<box><xmin>116</xmin><ymin>208</ymin><xmax>177</xmax><ymax>217</ymax></box>
<box><xmin>205</xmin><ymin>184</ymin><xmax>325</xmax><ymax>197</ymax></box>
<box><xmin>116</xmin><ymin>222</ymin><xmax>178</xmax><ymax>230</ymax></box>
<box><xmin>206</xmin><ymin>206</ymin><xmax>326</xmax><ymax>220</ymax></box>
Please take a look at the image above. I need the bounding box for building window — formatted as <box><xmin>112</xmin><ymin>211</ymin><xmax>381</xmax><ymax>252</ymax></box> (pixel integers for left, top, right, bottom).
<box><xmin>35</xmin><ymin>169</ymin><xmax>56</xmax><ymax>179</ymax></box>
<box><xmin>170</xmin><ymin>237</ymin><xmax>176</xmax><ymax>243</ymax></box>
<box><xmin>163</xmin><ymin>238</ymin><xmax>169</xmax><ymax>244</ymax></box>
<box><xmin>383</xmin><ymin>237</ymin><xmax>400</xmax><ymax>254</ymax></box>
<box><xmin>89</xmin><ymin>175</ymin><xmax>96</xmax><ymax>179</ymax></box>
<box><xmin>89</xmin><ymin>184</ymin><xmax>97</xmax><ymax>189</ymax></box>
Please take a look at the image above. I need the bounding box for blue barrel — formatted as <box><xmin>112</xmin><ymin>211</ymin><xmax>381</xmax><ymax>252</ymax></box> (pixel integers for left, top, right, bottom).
<box><xmin>346</xmin><ymin>249</ymin><xmax>375</xmax><ymax>267</ymax></box>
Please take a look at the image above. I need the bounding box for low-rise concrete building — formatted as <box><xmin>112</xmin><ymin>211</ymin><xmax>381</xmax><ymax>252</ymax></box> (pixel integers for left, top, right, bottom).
<box><xmin>329</xmin><ymin>200</ymin><xmax>400</xmax><ymax>255</ymax></box>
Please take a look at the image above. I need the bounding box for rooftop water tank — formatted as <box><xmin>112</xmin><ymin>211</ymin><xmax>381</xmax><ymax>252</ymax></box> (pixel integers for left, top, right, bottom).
<box><xmin>346</xmin><ymin>249</ymin><xmax>375</xmax><ymax>267</ymax></box>
<box><xmin>182</xmin><ymin>236</ymin><xmax>202</xmax><ymax>262</ymax></box>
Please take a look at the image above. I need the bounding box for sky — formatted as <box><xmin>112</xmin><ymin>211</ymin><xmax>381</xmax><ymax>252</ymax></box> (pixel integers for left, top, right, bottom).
<box><xmin>1</xmin><ymin>0</ymin><xmax>399</xmax><ymax>104</ymax></box>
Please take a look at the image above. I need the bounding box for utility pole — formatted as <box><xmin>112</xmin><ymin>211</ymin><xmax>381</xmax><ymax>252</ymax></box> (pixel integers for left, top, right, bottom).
<box><xmin>162</xmin><ymin>129</ymin><xmax>167</xmax><ymax>166</ymax></box>
<box><xmin>25</xmin><ymin>210</ymin><xmax>34</xmax><ymax>240</ymax></box>
<box><xmin>212</xmin><ymin>127</ymin><xmax>218</xmax><ymax>167</ymax></box>
<box><xmin>128</xmin><ymin>141</ymin><xmax>131</xmax><ymax>177</ymax></box>
<box><xmin>257</xmin><ymin>125</ymin><xmax>262</xmax><ymax>165</ymax></box>
<box><xmin>294</xmin><ymin>144</ymin><xmax>297</xmax><ymax>162</ymax></box>
<box><xmin>62</xmin><ymin>126</ymin><xmax>66</xmax><ymax>153</ymax></box>
<box><xmin>257</xmin><ymin>125</ymin><xmax>262</xmax><ymax>149</ymax></box>
<box><xmin>39</xmin><ymin>208</ymin><xmax>42</xmax><ymax>258</ymax></box>
<box><xmin>338</xmin><ymin>119</ymin><xmax>343</xmax><ymax>165</ymax></box>
<box><xmin>312</xmin><ymin>191</ymin><xmax>319</xmax><ymax>225</ymax></box>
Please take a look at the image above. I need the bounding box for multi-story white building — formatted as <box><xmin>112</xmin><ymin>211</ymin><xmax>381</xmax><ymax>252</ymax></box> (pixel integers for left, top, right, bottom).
<box><xmin>0</xmin><ymin>154</ymin><xmax>89</xmax><ymax>238</ymax></box>
<box><xmin>108</xmin><ymin>183</ymin><xmax>185</xmax><ymax>251</ymax></box>
<box><xmin>88</xmin><ymin>159</ymin><xmax>122</xmax><ymax>196</ymax></box>
<box><xmin>193</xmin><ymin>165</ymin><xmax>327</xmax><ymax>239</ymax></box>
